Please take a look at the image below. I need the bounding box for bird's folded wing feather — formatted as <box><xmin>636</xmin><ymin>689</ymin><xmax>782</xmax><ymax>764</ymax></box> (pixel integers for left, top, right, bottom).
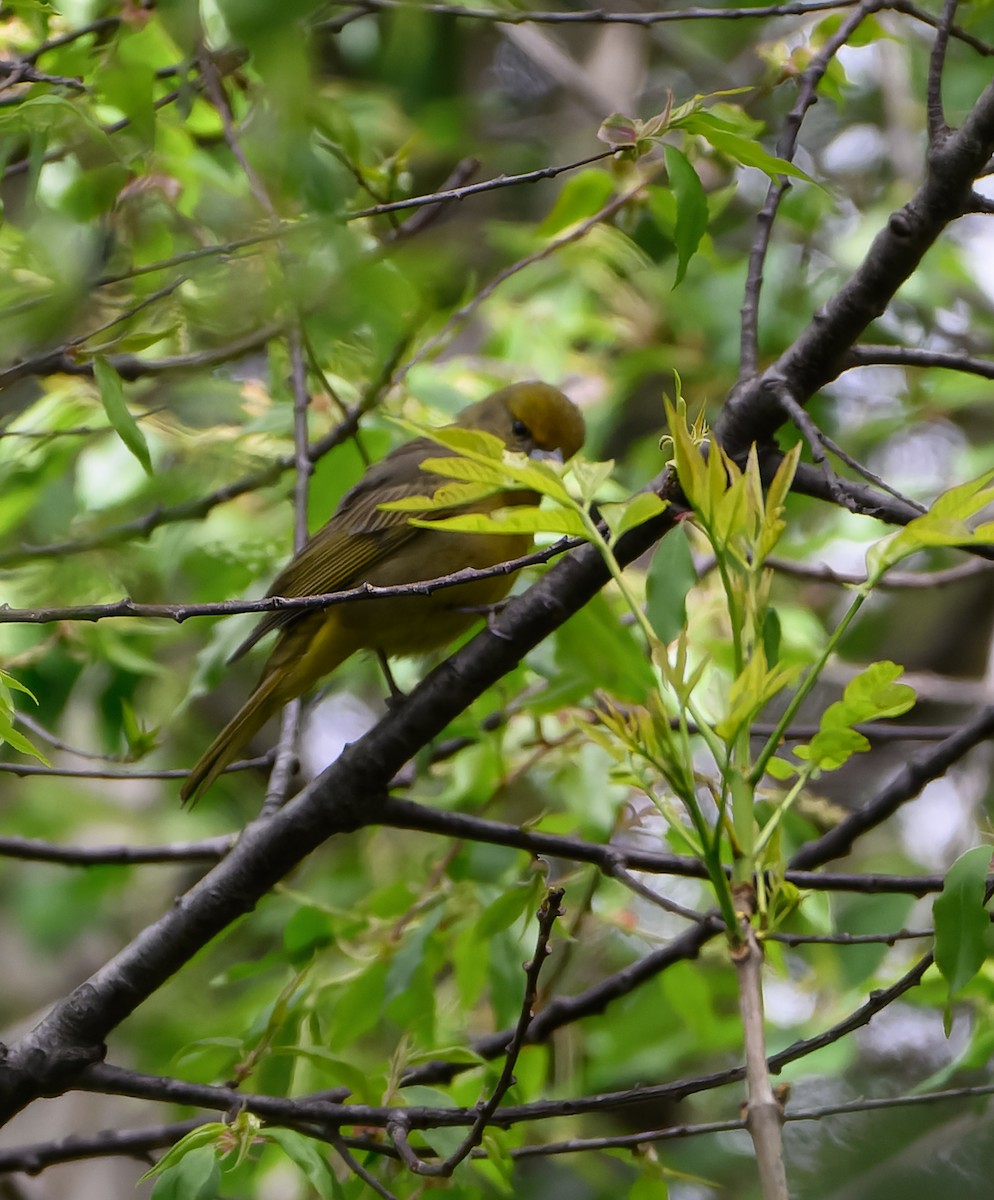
<box><xmin>228</xmin><ymin>439</ymin><xmax>461</xmax><ymax>661</ymax></box>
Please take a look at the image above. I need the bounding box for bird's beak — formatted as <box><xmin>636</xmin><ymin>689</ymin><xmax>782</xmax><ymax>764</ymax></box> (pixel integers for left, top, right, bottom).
<box><xmin>529</xmin><ymin>447</ymin><xmax>564</xmax><ymax>464</ymax></box>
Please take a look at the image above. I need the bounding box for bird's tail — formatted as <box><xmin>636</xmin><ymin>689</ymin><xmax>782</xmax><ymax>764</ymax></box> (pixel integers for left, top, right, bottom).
<box><xmin>180</xmin><ymin>672</ymin><xmax>284</xmax><ymax>806</ymax></box>
<box><xmin>181</xmin><ymin>613</ymin><xmax>358</xmax><ymax>806</ymax></box>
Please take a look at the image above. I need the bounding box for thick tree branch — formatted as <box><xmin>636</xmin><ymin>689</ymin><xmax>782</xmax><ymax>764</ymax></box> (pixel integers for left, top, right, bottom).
<box><xmin>718</xmin><ymin>78</ymin><xmax>994</xmax><ymax>455</ymax></box>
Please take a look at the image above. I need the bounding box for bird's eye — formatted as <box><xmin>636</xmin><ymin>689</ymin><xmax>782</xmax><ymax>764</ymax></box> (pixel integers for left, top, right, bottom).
<box><xmin>512</xmin><ymin>418</ymin><xmax>530</xmax><ymax>439</ymax></box>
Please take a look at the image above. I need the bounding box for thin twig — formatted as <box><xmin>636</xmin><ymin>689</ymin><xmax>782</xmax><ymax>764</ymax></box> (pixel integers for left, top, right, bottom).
<box><xmin>4</xmin><ymin>1082</ymin><xmax>994</xmax><ymax>1174</ymax></box>
<box><xmin>0</xmin><ymin>761</ymin><xmax>269</xmax><ymax>782</ymax></box>
<box><xmin>845</xmin><ymin>343</ymin><xmax>994</xmax><ymax>377</ymax></box>
<box><xmin>760</xmin><ymin>554</ymin><xmax>989</xmax><ymax>589</ymax></box>
<box><xmin>0</xmin><ymin>797</ymin><xmax>977</xmax><ymax>901</ymax></box>
<box><xmin>816</xmin><ymin>429</ymin><xmax>928</xmax><ymax>513</ymax></box>
<box><xmin>0</xmin><ymin>541</ymin><xmax>582</xmax><ymax>624</ymax></box>
<box><xmin>770</xmin><ymin>378</ymin><xmax>855</xmax><ymax>507</ymax></box>
<box><xmin>386</xmin><ymin>157</ymin><xmax>481</xmax><ymax>242</ymax></box>
<box><xmin>349</xmin><ymin>151</ymin><xmax>613</xmax><ymax>222</ymax></box>
<box><xmin>926</xmin><ymin>0</ymin><xmax>959</xmax><ymax>143</ymax></box>
<box><xmin>0</xmin><ymin>835</ymin><xmax>235</xmax><ymax>866</ymax></box>
<box><xmin>738</xmin><ymin>0</ymin><xmax>883</xmax><ymax>380</ymax></box>
<box><xmin>0</xmin><ymin>394</ymin><xmax>370</xmax><ymax>570</ymax></box>
<box><xmin>25</xmin><ymin>16</ymin><xmax>120</xmax><ymax>63</ymax></box>
<box><xmin>317</xmin><ymin>0</ymin><xmax>865</xmax><ymax>30</ymax></box>
<box><xmin>329</xmin><ymin>1134</ymin><xmax>401</xmax><ymax>1200</ymax></box>
<box><xmin>261</xmin><ymin>330</ymin><xmax>313</xmax><ymax>816</ymax></box>
<box><xmin>765</xmin><ymin>926</ymin><xmax>932</xmax><ymax>945</ymax></box>
<box><xmin>505</xmin><ymin>1081</ymin><xmax>994</xmax><ymax>1158</ymax></box>
<box><xmin>0</xmin><ymin>319</ymin><xmax>288</xmax><ymax>392</ymax></box>
<box><xmin>608</xmin><ymin>860</ymin><xmax>710</xmax><ymax>923</ymax></box>
<box><xmin>390</xmin><ymin>888</ymin><xmax>566</xmax><ymax>1175</ymax></box>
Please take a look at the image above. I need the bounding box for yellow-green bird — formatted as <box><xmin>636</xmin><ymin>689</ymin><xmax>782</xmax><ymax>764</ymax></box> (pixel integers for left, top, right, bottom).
<box><xmin>181</xmin><ymin>382</ymin><xmax>585</xmax><ymax>803</ymax></box>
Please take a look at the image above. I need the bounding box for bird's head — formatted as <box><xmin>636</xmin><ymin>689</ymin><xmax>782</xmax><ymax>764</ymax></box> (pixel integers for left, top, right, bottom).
<box><xmin>462</xmin><ymin>382</ymin><xmax>586</xmax><ymax>462</ymax></box>
<box><xmin>460</xmin><ymin>381</ymin><xmax>585</xmax><ymax>460</ymax></box>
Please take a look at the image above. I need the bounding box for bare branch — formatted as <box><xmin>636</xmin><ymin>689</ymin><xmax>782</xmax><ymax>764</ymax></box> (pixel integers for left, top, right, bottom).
<box><xmin>926</xmin><ymin>0</ymin><xmax>960</xmax><ymax>143</ymax></box>
<box><xmin>738</xmin><ymin>0</ymin><xmax>882</xmax><ymax>380</ymax></box>
<box><xmin>732</xmin><ymin>909</ymin><xmax>788</xmax><ymax>1200</ymax></box>
<box><xmin>720</xmin><ymin>74</ymin><xmax>994</xmax><ymax>455</ymax></box>
<box><xmin>390</xmin><ymin>889</ymin><xmax>566</xmax><ymax>1175</ymax></box>
<box><xmin>0</xmin><ymin>541</ymin><xmax>580</xmax><ymax>624</ymax></box>
<box><xmin>845</xmin><ymin>344</ymin><xmax>994</xmax><ymax>377</ymax></box>
<box><xmin>318</xmin><ymin>0</ymin><xmax>867</xmax><ymax>29</ymax></box>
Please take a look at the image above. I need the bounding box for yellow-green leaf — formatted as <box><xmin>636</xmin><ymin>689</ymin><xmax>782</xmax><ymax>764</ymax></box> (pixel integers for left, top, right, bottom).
<box><xmin>411</xmin><ymin>508</ymin><xmax>587</xmax><ymax>537</ymax></box>
<box><xmin>608</xmin><ymin>491</ymin><xmax>668</xmax><ymax>542</ymax></box>
<box><xmin>379</xmin><ymin>482</ymin><xmax>497</xmax><ymax>511</ymax></box>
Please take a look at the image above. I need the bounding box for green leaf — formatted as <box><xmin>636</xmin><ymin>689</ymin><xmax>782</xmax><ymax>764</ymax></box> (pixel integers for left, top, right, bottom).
<box><xmin>282</xmin><ymin>905</ymin><xmax>336</xmax><ymax>958</ymax></box>
<box><xmin>0</xmin><ymin>710</ymin><xmax>49</xmax><ymax>763</ymax></box>
<box><xmin>835</xmin><ymin>661</ymin><xmax>916</xmax><ymax>720</ymax></box>
<box><xmin>0</xmin><ymin>670</ymin><xmax>38</xmax><ymax>702</ymax></box>
<box><xmin>645</xmin><ymin>523</ymin><xmax>696</xmax><ymax>643</ymax></box>
<box><xmin>793</xmin><ymin>725</ymin><xmax>869</xmax><ymax>770</ymax></box>
<box><xmin>765</xmin><ymin>756</ymin><xmax>798</xmax><ymax>781</ymax></box>
<box><xmin>664</xmin><ymin>396</ymin><xmax>708</xmax><ymax>512</ymax></box>
<box><xmin>480</xmin><ymin>1129</ymin><xmax>516</xmax><ymax>1192</ymax></box>
<box><xmin>934</xmin><ymin>846</ymin><xmax>993</xmax><ymax>998</ymax></box>
<box><xmin>454</xmin><ymin>919</ymin><xmax>490</xmax><ymax>1008</ymax></box>
<box><xmin>419</xmin><ymin>1122</ymin><xmax>468</xmax><ymax>1162</ymax></box>
<box><xmin>538</xmin><ymin>170</ymin><xmax>615</xmax><ymax>236</ymax></box>
<box><xmin>57</xmin><ymin>162</ymin><xmax>130</xmax><ymax>220</ymax></box>
<box><xmin>405</xmin><ymin>1043</ymin><xmax>486</xmax><ymax>1066</ymax></box>
<box><xmin>327</xmin><ymin>960</ymin><xmax>388</xmax><ymax>1049</ymax></box>
<box><xmin>476</xmin><ymin>877</ymin><xmax>544</xmax><ymax>936</ymax></box>
<box><xmin>715</xmin><ymin>649</ymin><xmax>799</xmax><ymax>741</ymax></box>
<box><xmin>281</xmin><ymin>1047</ymin><xmax>378</xmax><ymax>1103</ymax></box>
<box><xmin>570</xmin><ymin>456</ymin><xmax>616</xmax><ymax>504</ymax></box>
<box><xmin>866</xmin><ymin>470</ymin><xmax>994</xmax><ymax>580</ymax></box>
<box><xmin>120</xmin><ymin>698</ymin><xmax>158</xmax><ymax>757</ymax></box>
<box><xmin>264</xmin><ymin>1129</ymin><xmax>343</xmax><ymax>1200</ymax></box>
<box><xmin>93</xmin><ymin>357</ymin><xmax>153</xmax><ymax>475</ymax></box>
<box><xmin>607</xmin><ymin>491</ymin><xmax>668</xmax><ymax>542</ymax></box>
<box><xmin>664</xmin><ymin>145</ymin><xmax>708</xmax><ymax>286</ymax></box>
<box><xmin>630</xmin><ymin>1171</ymin><xmax>670</xmax><ymax>1200</ymax></box>
<box><xmin>762</xmin><ymin>607</ymin><xmax>781</xmax><ymax>666</ymax></box>
<box><xmin>681</xmin><ymin>113</ymin><xmax>815</xmax><ymax>182</ymax></box>
<box><xmin>758</xmin><ymin>441</ymin><xmax>801</xmax><ymax>560</ymax></box>
<box><xmin>95</xmin><ymin>59</ymin><xmax>156</xmax><ymax>146</ymax></box>
<box><xmin>554</xmin><ymin>592</ymin><xmax>656</xmax><ymax>703</ymax></box>
<box><xmin>416</xmin><ymin>454</ymin><xmax>518</xmax><ymax>490</ymax></box>
<box><xmin>141</xmin><ymin>1126</ymin><xmax>227</xmax><ymax>1183</ymax></box>
<box><xmin>149</xmin><ymin>1146</ymin><xmax>221</xmax><ymax>1200</ymax></box>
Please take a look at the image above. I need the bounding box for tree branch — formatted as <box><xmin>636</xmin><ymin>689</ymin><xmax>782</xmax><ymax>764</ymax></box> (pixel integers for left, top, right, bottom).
<box><xmin>718</xmin><ymin>77</ymin><xmax>994</xmax><ymax>454</ymax></box>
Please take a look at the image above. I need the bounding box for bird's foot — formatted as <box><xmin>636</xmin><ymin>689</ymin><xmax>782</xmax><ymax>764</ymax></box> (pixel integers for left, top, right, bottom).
<box><xmin>376</xmin><ymin>649</ymin><xmax>408</xmax><ymax>704</ymax></box>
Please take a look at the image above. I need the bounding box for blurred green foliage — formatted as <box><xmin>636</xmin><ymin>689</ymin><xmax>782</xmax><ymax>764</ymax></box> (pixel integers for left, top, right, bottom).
<box><xmin>1</xmin><ymin>0</ymin><xmax>994</xmax><ymax>1197</ymax></box>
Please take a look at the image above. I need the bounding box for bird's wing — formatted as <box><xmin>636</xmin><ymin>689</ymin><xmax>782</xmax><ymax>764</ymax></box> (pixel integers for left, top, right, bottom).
<box><xmin>228</xmin><ymin>439</ymin><xmax>454</xmax><ymax>661</ymax></box>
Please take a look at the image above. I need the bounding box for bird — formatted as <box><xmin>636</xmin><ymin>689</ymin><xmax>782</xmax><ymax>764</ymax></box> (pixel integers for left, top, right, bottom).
<box><xmin>180</xmin><ymin>381</ymin><xmax>585</xmax><ymax>803</ymax></box>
